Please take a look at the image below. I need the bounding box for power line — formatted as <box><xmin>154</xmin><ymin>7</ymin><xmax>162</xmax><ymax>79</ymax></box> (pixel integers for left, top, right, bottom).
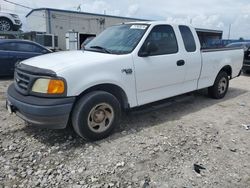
<box><xmin>3</xmin><ymin>0</ymin><xmax>33</xmax><ymax>9</ymax></box>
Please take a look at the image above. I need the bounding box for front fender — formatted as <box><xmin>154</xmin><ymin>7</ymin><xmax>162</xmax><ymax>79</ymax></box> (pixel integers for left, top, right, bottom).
<box><xmin>60</xmin><ymin>70</ymin><xmax>138</xmax><ymax>108</ymax></box>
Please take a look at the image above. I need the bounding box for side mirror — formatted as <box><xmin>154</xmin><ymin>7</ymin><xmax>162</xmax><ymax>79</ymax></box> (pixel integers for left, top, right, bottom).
<box><xmin>139</xmin><ymin>41</ymin><xmax>158</xmax><ymax>57</ymax></box>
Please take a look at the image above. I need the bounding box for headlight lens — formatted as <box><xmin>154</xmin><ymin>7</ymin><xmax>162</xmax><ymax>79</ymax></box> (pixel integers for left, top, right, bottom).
<box><xmin>10</xmin><ymin>14</ymin><xmax>18</xmax><ymax>18</ymax></box>
<box><xmin>32</xmin><ymin>78</ymin><xmax>65</xmax><ymax>95</ymax></box>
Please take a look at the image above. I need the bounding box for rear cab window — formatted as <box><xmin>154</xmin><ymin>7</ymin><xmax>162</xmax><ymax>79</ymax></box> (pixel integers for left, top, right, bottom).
<box><xmin>179</xmin><ymin>25</ymin><xmax>197</xmax><ymax>52</ymax></box>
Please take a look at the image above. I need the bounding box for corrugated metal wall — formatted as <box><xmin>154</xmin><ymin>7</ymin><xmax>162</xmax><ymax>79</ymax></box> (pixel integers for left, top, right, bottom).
<box><xmin>29</xmin><ymin>9</ymin><xmax>144</xmax><ymax>50</ymax></box>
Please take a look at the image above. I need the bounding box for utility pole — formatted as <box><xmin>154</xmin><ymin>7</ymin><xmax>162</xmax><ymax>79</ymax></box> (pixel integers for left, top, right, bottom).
<box><xmin>228</xmin><ymin>24</ymin><xmax>231</xmax><ymax>40</ymax></box>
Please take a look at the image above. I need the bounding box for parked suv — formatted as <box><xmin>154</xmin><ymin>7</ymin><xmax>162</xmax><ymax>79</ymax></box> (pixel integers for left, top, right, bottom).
<box><xmin>0</xmin><ymin>12</ymin><xmax>22</xmax><ymax>31</ymax></box>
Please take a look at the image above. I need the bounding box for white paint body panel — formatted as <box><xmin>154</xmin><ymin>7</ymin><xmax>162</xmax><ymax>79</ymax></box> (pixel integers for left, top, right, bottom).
<box><xmin>198</xmin><ymin>49</ymin><xmax>244</xmax><ymax>89</ymax></box>
<box><xmin>20</xmin><ymin>21</ymin><xmax>244</xmax><ymax>108</ymax></box>
<box><xmin>22</xmin><ymin>50</ymin><xmax>138</xmax><ymax>107</ymax></box>
<box><xmin>132</xmin><ymin>24</ymin><xmax>203</xmax><ymax>105</ymax></box>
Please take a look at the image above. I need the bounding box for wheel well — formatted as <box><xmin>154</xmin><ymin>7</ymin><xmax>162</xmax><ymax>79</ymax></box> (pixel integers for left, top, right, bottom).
<box><xmin>220</xmin><ymin>65</ymin><xmax>232</xmax><ymax>78</ymax></box>
<box><xmin>0</xmin><ymin>17</ymin><xmax>13</xmax><ymax>24</ymax></box>
<box><xmin>77</xmin><ymin>84</ymin><xmax>129</xmax><ymax>110</ymax></box>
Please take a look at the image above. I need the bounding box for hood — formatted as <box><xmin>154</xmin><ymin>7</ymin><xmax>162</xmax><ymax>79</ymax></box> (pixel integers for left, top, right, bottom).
<box><xmin>21</xmin><ymin>50</ymin><xmax>120</xmax><ymax>73</ymax></box>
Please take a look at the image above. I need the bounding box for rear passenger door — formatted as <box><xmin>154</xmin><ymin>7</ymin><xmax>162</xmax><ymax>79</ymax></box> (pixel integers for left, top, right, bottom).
<box><xmin>133</xmin><ymin>25</ymin><xmax>186</xmax><ymax>105</ymax></box>
<box><xmin>178</xmin><ymin>25</ymin><xmax>202</xmax><ymax>92</ymax></box>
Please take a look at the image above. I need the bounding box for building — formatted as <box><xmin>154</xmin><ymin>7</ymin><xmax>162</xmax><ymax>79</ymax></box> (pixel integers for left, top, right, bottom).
<box><xmin>26</xmin><ymin>8</ymin><xmax>148</xmax><ymax>50</ymax></box>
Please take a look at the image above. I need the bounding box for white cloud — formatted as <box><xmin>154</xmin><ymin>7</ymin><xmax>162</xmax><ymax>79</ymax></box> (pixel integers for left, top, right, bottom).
<box><xmin>80</xmin><ymin>0</ymin><xmax>120</xmax><ymax>16</ymax></box>
<box><xmin>126</xmin><ymin>4</ymin><xmax>139</xmax><ymax>17</ymax></box>
<box><xmin>1</xmin><ymin>0</ymin><xmax>250</xmax><ymax>39</ymax></box>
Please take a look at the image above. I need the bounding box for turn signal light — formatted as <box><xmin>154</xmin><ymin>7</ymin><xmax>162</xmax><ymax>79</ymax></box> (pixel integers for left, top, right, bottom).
<box><xmin>32</xmin><ymin>78</ymin><xmax>65</xmax><ymax>95</ymax></box>
<box><xmin>48</xmin><ymin>80</ymin><xmax>65</xmax><ymax>94</ymax></box>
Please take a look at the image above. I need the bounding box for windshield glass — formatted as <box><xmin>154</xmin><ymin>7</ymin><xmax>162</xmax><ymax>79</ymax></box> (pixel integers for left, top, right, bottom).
<box><xmin>85</xmin><ymin>24</ymin><xmax>149</xmax><ymax>54</ymax></box>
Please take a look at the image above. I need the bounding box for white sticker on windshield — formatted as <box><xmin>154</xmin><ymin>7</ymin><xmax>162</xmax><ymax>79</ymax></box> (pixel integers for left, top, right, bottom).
<box><xmin>130</xmin><ymin>25</ymin><xmax>147</xmax><ymax>30</ymax></box>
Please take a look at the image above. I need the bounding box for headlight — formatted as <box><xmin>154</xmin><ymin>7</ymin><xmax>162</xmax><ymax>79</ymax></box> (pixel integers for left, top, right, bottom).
<box><xmin>10</xmin><ymin>14</ymin><xmax>18</xmax><ymax>18</ymax></box>
<box><xmin>32</xmin><ymin>78</ymin><xmax>65</xmax><ymax>95</ymax></box>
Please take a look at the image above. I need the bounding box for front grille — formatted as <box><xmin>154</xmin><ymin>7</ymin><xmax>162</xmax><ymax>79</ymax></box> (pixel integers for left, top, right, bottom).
<box><xmin>14</xmin><ymin>63</ymin><xmax>57</xmax><ymax>95</ymax></box>
<box><xmin>14</xmin><ymin>68</ymin><xmax>33</xmax><ymax>95</ymax></box>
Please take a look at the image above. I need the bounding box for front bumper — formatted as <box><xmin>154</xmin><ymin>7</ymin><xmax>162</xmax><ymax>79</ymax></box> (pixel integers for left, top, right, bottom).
<box><xmin>7</xmin><ymin>84</ymin><xmax>75</xmax><ymax>129</ymax></box>
<box><xmin>12</xmin><ymin>23</ymin><xmax>22</xmax><ymax>31</ymax></box>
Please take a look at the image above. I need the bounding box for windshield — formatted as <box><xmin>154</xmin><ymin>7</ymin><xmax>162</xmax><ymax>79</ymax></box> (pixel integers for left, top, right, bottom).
<box><xmin>85</xmin><ymin>24</ymin><xmax>149</xmax><ymax>54</ymax></box>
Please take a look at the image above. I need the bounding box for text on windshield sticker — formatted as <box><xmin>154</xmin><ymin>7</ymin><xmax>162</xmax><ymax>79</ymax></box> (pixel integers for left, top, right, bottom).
<box><xmin>130</xmin><ymin>25</ymin><xmax>147</xmax><ymax>30</ymax></box>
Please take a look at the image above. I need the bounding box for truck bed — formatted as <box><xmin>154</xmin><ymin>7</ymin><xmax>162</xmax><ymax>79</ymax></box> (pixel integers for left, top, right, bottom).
<box><xmin>198</xmin><ymin>47</ymin><xmax>244</xmax><ymax>89</ymax></box>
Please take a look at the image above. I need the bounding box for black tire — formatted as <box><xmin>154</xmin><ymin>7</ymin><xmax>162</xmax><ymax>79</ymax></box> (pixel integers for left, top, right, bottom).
<box><xmin>0</xmin><ymin>18</ymin><xmax>13</xmax><ymax>31</ymax></box>
<box><xmin>72</xmin><ymin>91</ymin><xmax>121</xmax><ymax>140</ymax></box>
<box><xmin>208</xmin><ymin>71</ymin><xmax>229</xmax><ymax>99</ymax></box>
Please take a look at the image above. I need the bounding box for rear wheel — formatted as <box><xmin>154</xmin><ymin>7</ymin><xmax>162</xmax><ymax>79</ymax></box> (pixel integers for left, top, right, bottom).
<box><xmin>208</xmin><ymin>71</ymin><xmax>229</xmax><ymax>99</ymax></box>
<box><xmin>0</xmin><ymin>18</ymin><xmax>13</xmax><ymax>31</ymax></box>
<box><xmin>72</xmin><ymin>91</ymin><xmax>121</xmax><ymax>140</ymax></box>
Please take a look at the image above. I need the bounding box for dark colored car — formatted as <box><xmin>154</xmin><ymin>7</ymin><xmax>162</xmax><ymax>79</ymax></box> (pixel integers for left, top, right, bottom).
<box><xmin>0</xmin><ymin>39</ymin><xmax>51</xmax><ymax>76</ymax></box>
<box><xmin>226</xmin><ymin>42</ymin><xmax>250</xmax><ymax>73</ymax></box>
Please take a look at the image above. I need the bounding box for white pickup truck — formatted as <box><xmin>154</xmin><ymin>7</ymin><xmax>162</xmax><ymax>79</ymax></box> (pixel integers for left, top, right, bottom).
<box><xmin>6</xmin><ymin>21</ymin><xmax>243</xmax><ymax>140</ymax></box>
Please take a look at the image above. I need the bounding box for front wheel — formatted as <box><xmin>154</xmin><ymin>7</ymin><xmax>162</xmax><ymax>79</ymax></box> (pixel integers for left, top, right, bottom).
<box><xmin>72</xmin><ymin>91</ymin><xmax>121</xmax><ymax>140</ymax></box>
<box><xmin>0</xmin><ymin>18</ymin><xmax>13</xmax><ymax>31</ymax></box>
<box><xmin>208</xmin><ymin>71</ymin><xmax>229</xmax><ymax>99</ymax></box>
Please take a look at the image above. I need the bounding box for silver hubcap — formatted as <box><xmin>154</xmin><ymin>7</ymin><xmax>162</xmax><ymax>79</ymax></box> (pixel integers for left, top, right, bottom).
<box><xmin>0</xmin><ymin>20</ymin><xmax>11</xmax><ymax>31</ymax></box>
<box><xmin>218</xmin><ymin>77</ymin><xmax>227</xmax><ymax>94</ymax></box>
<box><xmin>87</xmin><ymin>103</ymin><xmax>114</xmax><ymax>133</ymax></box>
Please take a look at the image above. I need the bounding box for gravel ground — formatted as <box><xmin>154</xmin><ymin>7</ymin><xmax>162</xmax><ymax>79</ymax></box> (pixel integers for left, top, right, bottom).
<box><xmin>0</xmin><ymin>75</ymin><xmax>250</xmax><ymax>188</ymax></box>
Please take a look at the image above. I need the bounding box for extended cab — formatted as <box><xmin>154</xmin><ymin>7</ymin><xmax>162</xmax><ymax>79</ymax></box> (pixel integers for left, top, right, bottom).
<box><xmin>6</xmin><ymin>22</ymin><xmax>244</xmax><ymax>140</ymax></box>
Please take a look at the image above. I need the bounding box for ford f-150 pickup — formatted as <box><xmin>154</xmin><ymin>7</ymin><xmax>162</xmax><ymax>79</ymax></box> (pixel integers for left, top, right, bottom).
<box><xmin>6</xmin><ymin>21</ymin><xmax>244</xmax><ymax>140</ymax></box>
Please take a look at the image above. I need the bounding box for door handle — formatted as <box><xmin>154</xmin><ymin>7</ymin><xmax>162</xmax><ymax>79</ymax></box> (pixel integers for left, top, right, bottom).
<box><xmin>177</xmin><ymin>60</ymin><xmax>185</xmax><ymax>66</ymax></box>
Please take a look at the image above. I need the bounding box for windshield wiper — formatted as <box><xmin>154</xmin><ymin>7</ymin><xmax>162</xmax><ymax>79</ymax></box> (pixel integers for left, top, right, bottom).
<box><xmin>89</xmin><ymin>46</ymin><xmax>111</xmax><ymax>54</ymax></box>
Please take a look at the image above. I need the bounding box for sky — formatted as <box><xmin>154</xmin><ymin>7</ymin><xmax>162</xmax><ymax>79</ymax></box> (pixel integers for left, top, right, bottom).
<box><xmin>1</xmin><ymin>0</ymin><xmax>250</xmax><ymax>39</ymax></box>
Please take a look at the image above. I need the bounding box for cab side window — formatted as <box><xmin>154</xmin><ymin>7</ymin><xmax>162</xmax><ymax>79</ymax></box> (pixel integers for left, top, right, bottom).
<box><xmin>140</xmin><ymin>25</ymin><xmax>178</xmax><ymax>56</ymax></box>
<box><xmin>0</xmin><ymin>42</ymin><xmax>16</xmax><ymax>51</ymax></box>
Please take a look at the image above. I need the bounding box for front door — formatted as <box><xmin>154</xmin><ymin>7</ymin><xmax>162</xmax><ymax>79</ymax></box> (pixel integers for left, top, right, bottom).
<box><xmin>133</xmin><ymin>25</ymin><xmax>186</xmax><ymax>106</ymax></box>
